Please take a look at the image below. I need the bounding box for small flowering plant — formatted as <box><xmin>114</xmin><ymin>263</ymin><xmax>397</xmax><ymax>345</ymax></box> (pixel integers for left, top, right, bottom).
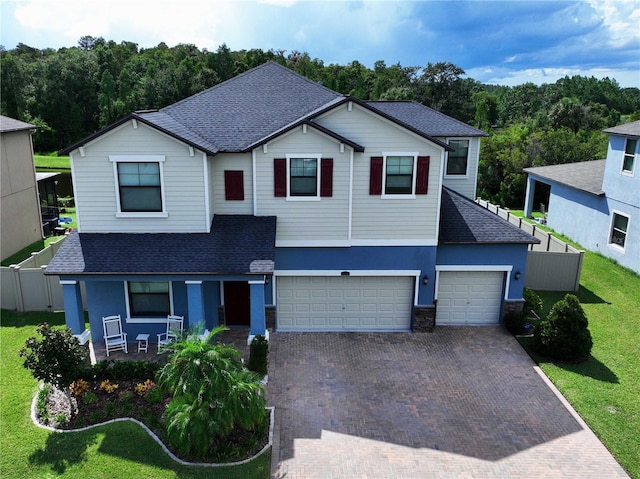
<box><xmin>69</xmin><ymin>379</ymin><xmax>89</xmax><ymax>396</ymax></box>
<box><xmin>134</xmin><ymin>379</ymin><xmax>156</xmax><ymax>397</ymax></box>
<box><xmin>99</xmin><ymin>379</ymin><xmax>119</xmax><ymax>394</ymax></box>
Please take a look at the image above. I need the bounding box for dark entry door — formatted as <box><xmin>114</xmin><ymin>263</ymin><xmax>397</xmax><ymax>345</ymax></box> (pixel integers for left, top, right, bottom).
<box><xmin>224</xmin><ymin>281</ymin><xmax>250</xmax><ymax>326</ymax></box>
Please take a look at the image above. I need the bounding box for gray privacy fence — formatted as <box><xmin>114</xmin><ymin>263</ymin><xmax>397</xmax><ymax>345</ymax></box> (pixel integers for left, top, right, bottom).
<box><xmin>1</xmin><ymin>237</ymin><xmax>86</xmax><ymax>311</ymax></box>
<box><xmin>476</xmin><ymin>199</ymin><xmax>584</xmax><ymax>292</ymax></box>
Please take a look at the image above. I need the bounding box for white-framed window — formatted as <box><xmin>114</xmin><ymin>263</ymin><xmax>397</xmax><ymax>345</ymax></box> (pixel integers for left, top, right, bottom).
<box><xmin>125</xmin><ymin>281</ymin><xmax>173</xmax><ymax>318</ymax></box>
<box><xmin>109</xmin><ymin>155</ymin><xmax>167</xmax><ymax>216</ymax></box>
<box><xmin>286</xmin><ymin>154</ymin><xmax>321</xmax><ymax>200</ymax></box>
<box><xmin>445</xmin><ymin>139</ymin><xmax>470</xmax><ymax>176</ymax></box>
<box><xmin>609</xmin><ymin>212</ymin><xmax>629</xmax><ymax>249</ymax></box>
<box><xmin>382</xmin><ymin>152</ymin><xmax>418</xmax><ymax>198</ymax></box>
<box><xmin>622</xmin><ymin>138</ymin><xmax>637</xmax><ymax>175</ymax></box>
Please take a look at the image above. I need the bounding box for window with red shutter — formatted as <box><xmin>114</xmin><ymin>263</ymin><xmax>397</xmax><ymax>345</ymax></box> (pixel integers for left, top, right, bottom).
<box><xmin>224</xmin><ymin>170</ymin><xmax>244</xmax><ymax>200</ymax></box>
<box><xmin>274</xmin><ymin>158</ymin><xmax>286</xmax><ymax>197</ymax></box>
<box><xmin>369</xmin><ymin>157</ymin><xmax>383</xmax><ymax>195</ymax></box>
<box><xmin>320</xmin><ymin>158</ymin><xmax>333</xmax><ymax>197</ymax></box>
<box><xmin>416</xmin><ymin>156</ymin><xmax>430</xmax><ymax>194</ymax></box>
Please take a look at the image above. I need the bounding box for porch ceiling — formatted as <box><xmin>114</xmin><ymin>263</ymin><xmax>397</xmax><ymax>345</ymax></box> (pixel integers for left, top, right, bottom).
<box><xmin>44</xmin><ymin>215</ymin><xmax>276</xmax><ymax>275</ymax></box>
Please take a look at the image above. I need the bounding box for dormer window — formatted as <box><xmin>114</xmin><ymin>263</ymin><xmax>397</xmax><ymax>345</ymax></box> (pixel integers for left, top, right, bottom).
<box><xmin>622</xmin><ymin>138</ymin><xmax>637</xmax><ymax>175</ymax></box>
<box><xmin>445</xmin><ymin>139</ymin><xmax>469</xmax><ymax>176</ymax></box>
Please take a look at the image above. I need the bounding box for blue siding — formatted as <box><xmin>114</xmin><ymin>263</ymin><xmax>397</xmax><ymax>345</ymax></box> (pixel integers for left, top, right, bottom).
<box><xmin>436</xmin><ymin>244</ymin><xmax>529</xmax><ymax>300</ymax></box>
<box><xmin>276</xmin><ymin>246</ymin><xmax>437</xmax><ymax>303</ymax></box>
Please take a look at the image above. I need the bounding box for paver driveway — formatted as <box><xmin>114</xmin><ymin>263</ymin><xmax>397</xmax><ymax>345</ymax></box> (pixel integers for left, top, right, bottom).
<box><xmin>266</xmin><ymin>327</ymin><xmax>628</xmax><ymax>479</ymax></box>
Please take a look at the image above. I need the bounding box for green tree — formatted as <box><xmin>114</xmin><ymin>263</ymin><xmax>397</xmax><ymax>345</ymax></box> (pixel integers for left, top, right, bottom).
<box><xmin>158</xmin><ymin>327</ymin><xmax>266</xmax><ymax>459</ymax></box>
<box><xmin>548</xmin><ymin>97</ymin><xmax>589</xmax><ymax>134</ymax></box>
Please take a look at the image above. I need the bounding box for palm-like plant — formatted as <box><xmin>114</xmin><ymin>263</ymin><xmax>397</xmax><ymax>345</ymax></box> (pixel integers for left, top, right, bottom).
<box><xmin>157</xmin><ymin>326</ymin><xmax>266</xmax><ymax>458</ymax></box>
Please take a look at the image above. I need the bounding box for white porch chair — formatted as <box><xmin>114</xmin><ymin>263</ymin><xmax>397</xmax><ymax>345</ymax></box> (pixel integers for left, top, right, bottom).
<box><xmin>102</xmin><ymin>315</ymin><xmax>128</xmax><ymax>357</ymax></box>
<box><xmin>157</xmin><ymin>315</ymin><xmax>184</xmax><ymax>353</ymax></box>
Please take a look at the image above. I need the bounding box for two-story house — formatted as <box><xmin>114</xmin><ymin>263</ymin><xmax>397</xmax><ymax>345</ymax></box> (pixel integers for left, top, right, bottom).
<box><xmin>523</xmin><ymin>120</ymin><xmax>639</xmax><ymax>274</ymax></box>
<box><xmin>1</xmin><ymin>115</ymin><xmax>43</xmax><ymax>261</ymax></box>
<box><xmin>46</xmin><ymin>62</ymin><xmax>537</xmax><ymax>345</ymax></box>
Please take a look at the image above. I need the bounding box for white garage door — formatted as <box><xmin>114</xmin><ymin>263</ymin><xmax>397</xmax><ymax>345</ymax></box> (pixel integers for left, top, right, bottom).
<box><xmin>277</xmin><ymin>276</ymin><xmax>414</xmax><ymax>331</ymax></box>
<box><xmin>436</xmin><ymin>271</ymin><xmax>505</xmax><ymax>325</ymax></box>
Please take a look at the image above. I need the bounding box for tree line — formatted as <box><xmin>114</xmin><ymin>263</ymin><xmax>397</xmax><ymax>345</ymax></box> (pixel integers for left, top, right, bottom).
<box><xmin>2</xmin><ymin>36</ymin><xmax>639</xmax><ymax>207</ymax></box>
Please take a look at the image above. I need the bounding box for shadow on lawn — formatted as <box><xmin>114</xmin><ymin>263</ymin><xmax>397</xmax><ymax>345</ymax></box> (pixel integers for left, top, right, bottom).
<box><xmin>29</xmin><ymin>429</ymin><xmax>99</xmax><ymax>474</ymax></box>
<box><xmin>553</xmin><ymin>354</ymin><xmax>619</xmax><ymax>384</ymax></box>
<box><xmin>1</xmin><ymin>310</ymin><xmax>67</xmax><ymax>328</ymax></box>
<box><xmin>576</xmin><ymin>285</ymin><xmax>610</xmax><ymax>305</ymax></box>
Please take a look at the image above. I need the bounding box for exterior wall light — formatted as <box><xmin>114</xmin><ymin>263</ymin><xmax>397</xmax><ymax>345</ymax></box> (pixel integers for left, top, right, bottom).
<box><xmin>422</xmin><ymin>275</ymin><xmax>429</xmax><ymax>285</ymax></box>
<box><xmin>514</xmin><ymin>271</ymin><xmax>521</xmax><ymax>280</ymax></box>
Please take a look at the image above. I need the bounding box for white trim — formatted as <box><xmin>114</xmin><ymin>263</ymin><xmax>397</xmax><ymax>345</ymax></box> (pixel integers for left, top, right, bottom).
<box><xmin>443</xmin><ymin>137</ymin><xmax>471</xmax><ymax>178</ymax></box>
<box><xmin>349</xmin><ymin>238</ymin><xmax>438</xmax><ymax>246</ymax></box>
<box><xmin>434</xmin><ymin>266</ymin><xmax>512</xmax><ymax>300</ymax></box>
<box><xmin>608</xmin><ymin>210</ymin><xmax>629</xmax><ymax>252</ymax></box>
<box><xmin>620</xmin><ymin>138</ymin><xmax>636</xmax><ymax>177</ymax></box>
<box><xmin>69</xmin><ymin>153</ymin><xmax>83</xmax><ymax>232</ymax></box>
<box><xmin>276</xmin><ymin>239</ymin><xmax>351</xmax><ymax>247</ymax></box>
<box><xmin>202</xmin><ymin>152</ymin><xmax>210</xmax><ymax>231</ymax></box>
<box><xmin>220</xmin><ymin>281</ymin><xmax>225</xmax><ymax>306</ymax></box>
<box><xmin>78</xmin><ymin>147</ymin><xmax>85</xmax><ymax>157</ymax></box>
<box><xmin>252</xmin><ymin>150</ymin><xmax>258</xmax><ymax>215</ymax></box>
<box><xmin>381</xmin><ymin>152</ymin><xmax>418</xmax><ymax>198</ymax></box>
<box><xmin>274</xmin><ymin>269</ymin><xmax>421</xmax><ymax>277</ymax></box>
<box><xmin>188</xmin><ymin>146</ymin><xmax>194</xmax><ymax>157</ymax></box>
<box><xmin>111</xmin><ymin>156</ymin><xmax>167</xmax><ymax>216</ymax></box>
<box><xmin>434</xmin><ymin>148</ymin><xmax>446</xmax><ymax>243</ymax></box>
<box><xmin>59</xmin><ymin>280</ymin><xmax>78</xmax><ymax>285</ymax></box>
<box><xmin>185</xmin><ymin>280</ymin><xmax>203</xmax><ymax>285</ymax></box>
<box><xmin>248</xmin><ymin>279</ymin><xmax>265</xmax><ymax>285</ymax></box>
<box><xmin>131</xmin><ymin>118</ymin><xmax>138</xmax><ymax>129</ymax></box>
<box><xmin>348</xmin><ymin>148</ymin><xmax>354</xmax><ymax>241</ymax></box>
<box><xmin>124</xmin><ymin>280</ymin><xmax>174</xmax><ymax>321</ymax></box>
<box><xmin>285</xmin><ymin>154</ymin><xmax>322</xmax><ymax>201</ymax></box>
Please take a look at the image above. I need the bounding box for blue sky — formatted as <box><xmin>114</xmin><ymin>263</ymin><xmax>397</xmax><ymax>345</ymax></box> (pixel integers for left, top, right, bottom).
<box><xmin>1</xmin><ymin>0</ymin><xmax>639</xmax><ymax>87</ymax></box>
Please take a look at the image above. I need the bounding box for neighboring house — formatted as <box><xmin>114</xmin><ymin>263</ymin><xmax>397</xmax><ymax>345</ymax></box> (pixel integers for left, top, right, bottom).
<box><xmin>46</xmin><ymin>62</ymin><xmax>537</xmax><ymax>345</ymax></box>
<box><xmin>523</xmin><ymin>120</ymin><xmax>640</xmax><ymax>274</ymax></box>
<box><xmin>0</xmin><ymin>116</ymin><xmax>43</xmax><ymax>261</ymax></box>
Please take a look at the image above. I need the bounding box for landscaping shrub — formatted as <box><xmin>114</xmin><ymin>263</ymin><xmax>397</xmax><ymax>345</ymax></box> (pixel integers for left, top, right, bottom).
<box><xmin>19</xmin><ymin>323</ymin><xmax>88</xmax><ymax>391</ymax></box>
<box><xmin>79</xmin><ymin>359</ymin><xmax>160</xmax><ymax>381</ymax></box>
<box><xmin>248</xmin><ymin>335</ymin><xmax>269</xmax><ymax>376</ymax></box>
<box><xmin>523</xmin><ymin>288</ymin><xmax>543</xmax><ymax>316</ymax></box>
<box><xmin>534</xmin><ymin>294</ymin><xmax>593</xmax><ymax>362</ymax></box>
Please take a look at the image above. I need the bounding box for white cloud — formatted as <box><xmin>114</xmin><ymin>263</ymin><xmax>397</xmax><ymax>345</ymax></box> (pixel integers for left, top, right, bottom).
<box><xmin>587</xmin><ymin>0</ymin><xmax>640</xmax><ymax>48</ymax></box>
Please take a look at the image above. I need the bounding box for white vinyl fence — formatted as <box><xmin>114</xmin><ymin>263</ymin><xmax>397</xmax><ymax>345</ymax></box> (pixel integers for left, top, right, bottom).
<box><xmin>476</xmin><ymin>199</ymin><xmax>584</xmax><ymax>292</ymax></box>
<box><xmin>1</xmin><ymin>237</ymin><xmax>86</xmax><ymax>311</ymax></box>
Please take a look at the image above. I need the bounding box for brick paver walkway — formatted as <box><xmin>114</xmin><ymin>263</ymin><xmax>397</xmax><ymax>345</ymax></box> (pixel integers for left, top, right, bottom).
<box><xmin>267</xmin><ymin>327</ymin><xmax>628</xmax><ymax>478</ymax></box>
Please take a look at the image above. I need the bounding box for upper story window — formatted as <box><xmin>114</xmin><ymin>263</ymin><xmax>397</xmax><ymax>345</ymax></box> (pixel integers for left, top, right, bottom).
<box><xmin>622</xmin><ymin>138</ymin><xmax>637</xmax><ymax>175</ymax></box>
<box><xmin>273</xmin><ymin>155</ymin><xmax>333</xmax><ymax>200</ymax></box>
<box><xmin>369</xmin><ymin>153</ymin><xmax>430</xmax><ymax>198</ymax></box>
<box><xmin>385</xmin><ymin>156</ymin><xmax>414</xmax><ymax>194</ymax></box>
<box><xmin>290</xmin><ymin>158</ymin><xmax>318</xmax><ymax>196</ymax></box>
<box><xmin>127</xmin><ymin>281</ymin><xmax>171</xmax><ymax>317</ymax></box>
<box><xmin>609</xmin><ymin>212</ymin><xmax>629</xmax><ymax>249</ymax></box>
<box><xmin>446</xmin><ymin>139</ymin><xmax>470</xmax><ymax>176</ymax></box>
<box><xmin>110</xmin><ymin>155</ymin><xmax>166</xmax><ymax>216</ymax></box>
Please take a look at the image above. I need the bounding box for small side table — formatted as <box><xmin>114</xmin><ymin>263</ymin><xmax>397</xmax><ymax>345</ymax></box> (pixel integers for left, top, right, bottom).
<box><xmin>136</xmin><ymin>333</ymin><xmax>149</xmax><ymax>353</ymax></box>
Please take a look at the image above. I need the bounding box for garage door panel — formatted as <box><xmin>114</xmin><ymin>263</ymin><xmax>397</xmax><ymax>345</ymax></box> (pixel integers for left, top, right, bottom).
<box><xmin>277</xmin><ymin>276</ymin><xmax>413</xmax><ymax>331</ymax></box>
<box><xmin>437</xmin><ymin>271</ymin><xmax>504</xmax><ymax>325</ymax></box>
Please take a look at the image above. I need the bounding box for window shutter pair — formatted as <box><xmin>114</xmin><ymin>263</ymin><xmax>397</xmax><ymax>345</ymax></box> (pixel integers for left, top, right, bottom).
<box><xmin>274</xmin><ymin>158</ymin><xmax>333</xmax><ymax>197</ymax></box>
<box><xmin>224</xmin><ymin>170</ymin><xmax>244</xmax><ymax>200</ymax></box>
<box><xmin>369</xmin><ymin>156</ymin><xmax>430</xmax><ymax>195</ymax></box>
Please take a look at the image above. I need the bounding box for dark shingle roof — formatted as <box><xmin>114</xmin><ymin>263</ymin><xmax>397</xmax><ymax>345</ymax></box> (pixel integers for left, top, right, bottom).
<box><xmin>603</xmin><ymin>120</ymin><xmax>640</xmax><ymax>138</ymax></box>
<box><xmin>45</xmin><ymin>215</ymin><xmax>276</xmax><ymax>275</ymax></box>
<box><xmin>366</xmin><ymin>101</ymin><xmax>487</xmax><ymax>137</ymax></box>
<box><xmin>439</xmin><ymin>188</ymin><xmax>538</xmax><ymax>244</ymax></box>
<box><xmin>524</xmin><ymin>160</ymin><xmax>605</xmax><ymax>196</ymax></box>
<box><xmin>0</xmin><ymin>115</ymin><xmax>36</xmax><ymax>133</ymax></box>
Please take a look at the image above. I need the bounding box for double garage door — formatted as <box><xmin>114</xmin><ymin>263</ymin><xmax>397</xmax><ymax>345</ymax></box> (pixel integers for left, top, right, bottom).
<box><xmin>436</xmin><ymin>270</ymin><xmax>505</xmax><ymax>325</ymax></box>
<box><xmin>277</xmin><ymin>276</ymin><xmax>414</xmax><ymax>331</ymax></box>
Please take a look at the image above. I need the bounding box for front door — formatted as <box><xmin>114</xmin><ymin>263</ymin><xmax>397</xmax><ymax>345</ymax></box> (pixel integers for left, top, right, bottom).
<box><xmin>224</xmin><ymin>281</ymin><xmax>250</xmax><ymax>326</ymax></box>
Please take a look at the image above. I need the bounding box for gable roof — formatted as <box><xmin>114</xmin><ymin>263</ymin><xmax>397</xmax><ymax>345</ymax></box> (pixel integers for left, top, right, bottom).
<box><xmin>366</xmin><ymin>101</ymin><xmax>487</xmax><ymax>137</ymax></box>
<box><xmin>524</xmin><ymin>160</ymin><xmax>605</xmax><ymax>196</ymax></box>
<box><xmin>45</xmin><ymin>215</ymin><xmax>276</xmax><ymax>275</ymax></box>
<box><xmin>603</xmin><ymin>120</ymin><xmax>640</xmax><ymax>139</ymax></box>
<box><xmin>60</xmin><ymin>62</ymin><xmax>484</xmax><ymax>156</ymax></box>
<box><xmin>0</xmin><ymin>115</ymin><xmax>36</xmax><ymax>133</ymax></box>
<box><xmin>439</xmin><ymin>187</ymin><xmax>539</xmax><ymax>245</ymax></box>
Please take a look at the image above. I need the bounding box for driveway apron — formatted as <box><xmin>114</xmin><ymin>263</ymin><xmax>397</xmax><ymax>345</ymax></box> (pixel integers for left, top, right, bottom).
<box><xmin>267</xmin><ymin>327</ymin><xmax>628</xmax><ymax>479</ymax></box>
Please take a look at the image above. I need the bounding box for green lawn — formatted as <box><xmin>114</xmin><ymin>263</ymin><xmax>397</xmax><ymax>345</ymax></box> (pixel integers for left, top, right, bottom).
<box><xmin>34</xmin><ymin>154</ymin><xmax>70</xmax><ymax>170</ymax></box>
<box><xmin>522</xmin><ymin>252</ymin><xmax>639</xmax><ymax>478</ymax></box>
<box><xmin>0</xmin><ymin>310</ymin><xmax>271</xmax><ymax>479</ymax></box>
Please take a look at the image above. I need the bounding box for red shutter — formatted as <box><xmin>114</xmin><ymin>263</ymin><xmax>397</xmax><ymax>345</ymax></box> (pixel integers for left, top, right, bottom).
<box><xmin>416</xmin><ymin>156</ymin><xmax>430</xmax><ymax>194</ymax></box>
<box><xmin>274</xmin><ymin>158</ymin><xmax>286</xmax><ymax>197</ymax></box>
<box><xmin>320</xmin><ymin>158</ymin><xmax>333</xmax><ymax>197</ymax></box>
<box><xmin>369</xmin><ymin>156</ymin><xmax>383</xmax><ymax>195</ymax></box>
<box><xmin>224</xmin><ymin>170</ymin><xmax>244</xmax><ymax>200</ymax></box>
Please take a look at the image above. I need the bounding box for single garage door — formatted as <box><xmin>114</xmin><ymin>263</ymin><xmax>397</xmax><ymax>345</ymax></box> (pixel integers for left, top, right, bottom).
<box><xmin>277</xmin><ymin>276</ymin><xmax>414</xmax><ymax>331</ymax></box>
<box><xmin>436</xmin><ymin>271</ymin><xmax>505</xmax><ymax>325</ymax></box>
